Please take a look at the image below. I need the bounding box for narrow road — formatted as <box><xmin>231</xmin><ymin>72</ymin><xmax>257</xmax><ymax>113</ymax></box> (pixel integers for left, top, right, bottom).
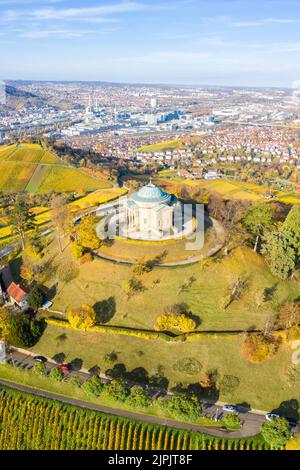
<box><xmin>0</xmin><ymin>377</ymin><xmax>256</xmax><ymax>438</ymax></box>
<box><xmin>3</xmin><ymin>348</ymin><xmax>300</xmax><ymax>438</ymax></box>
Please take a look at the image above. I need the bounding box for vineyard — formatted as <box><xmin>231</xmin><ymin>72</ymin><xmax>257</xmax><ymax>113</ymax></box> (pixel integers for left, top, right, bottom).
<box><xmin>0</xmin><ymin>386</ymin><xmax>271</xmax><ymax>450</ymax></box>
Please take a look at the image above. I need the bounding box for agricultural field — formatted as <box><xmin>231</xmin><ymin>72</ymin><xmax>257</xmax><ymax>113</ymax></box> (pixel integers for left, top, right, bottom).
<box><xmin>0</xmin><ymin>387</ymin><xmax>268</xmax><ymax>450</ymax></box>
<box><xmin>156</xmin><ymin>174</ymin><xmax>300</xmax><ymax>204</ymax></box>
<box><xmin>0</xmin><ymin>143</ymin><xmax>111</xmax><ymax>193</ymax></box>
<box><xmin>134</xmin><ymin>139</ymin><xmax>186</xmax><ymax>153</ymax></box>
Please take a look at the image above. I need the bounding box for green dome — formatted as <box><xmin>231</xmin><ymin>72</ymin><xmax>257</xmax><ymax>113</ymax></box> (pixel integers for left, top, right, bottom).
<box><xmin>131</xmin><ymin>183</ymin><xmax>172</xmax><ymax>204</ymax></box>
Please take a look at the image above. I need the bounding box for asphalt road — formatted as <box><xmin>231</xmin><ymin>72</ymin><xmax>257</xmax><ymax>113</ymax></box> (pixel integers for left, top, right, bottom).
<box><xmin>3</xmin><ymin>347</ymin><xmax>300</xmax><ymax>438</ymax></box>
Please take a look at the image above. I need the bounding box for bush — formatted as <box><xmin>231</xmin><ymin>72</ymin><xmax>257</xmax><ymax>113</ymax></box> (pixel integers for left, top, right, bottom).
<box><xmin>159</xmin><ymin>393</ymin><xmax>201</xmax><ymax>422</ymax></box>
<box><xmin>223</xmin><ymin>414</ymin><xmax>241</xmax><ymax>430</ymax></box>
<box><xmin>69</xmin><ymin>375</ymin><xmax>82</xmax><ymax>387</ymax></box>
<box><xmin>50</xmin><ymin>367</ymin><xmax>64</xmax><ymax>382</ymax></box>
<box><xmin>155</xmin><ymin>313</ymin><xmax>196</xmax><ymax>332</ymax></box>
<box><xmin>127</xmin><ymin>385</ymin><xmax>151</xmax><ymax>408</ymax></box>
<box><xmin>82</xmin><ymin>375</ymin><xmax>103</xmax><ymax>397</ymax></box>
<box><xmin>104</xmin><ymin>378</ymin><xmax>129</xmax><ymax>402</ymax></box>
<box><xmin>241</xmin><ymin>334</ymin><xmax>280</xmax><ymax>364</ymax></box>
<box><xmin>261</xmin><ymin>418</ymin><xmax>291</xmax><ymax>448</ymax></box>
<box><xmin>68</xmin><ymin>304</ymin><xmax>96</xmax><ymax>331</ymax></box>
<box><xmin>34</xmin><ymin>361</ymin><xmax>47</xmax><ymax>376</ymax></box>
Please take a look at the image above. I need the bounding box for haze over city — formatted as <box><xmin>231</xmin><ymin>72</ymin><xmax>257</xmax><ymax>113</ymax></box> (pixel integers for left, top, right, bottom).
<box><xmin>1</xmin><ymin>0</ymin><xmax>300</xmax><ymax>86</ymax></box>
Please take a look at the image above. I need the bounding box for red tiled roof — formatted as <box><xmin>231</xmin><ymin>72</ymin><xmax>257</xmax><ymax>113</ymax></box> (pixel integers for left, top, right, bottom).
<box><xmin>7</xmin><ymin>282</ymin><xmax>27</xmax><ymax>303</ymax></box>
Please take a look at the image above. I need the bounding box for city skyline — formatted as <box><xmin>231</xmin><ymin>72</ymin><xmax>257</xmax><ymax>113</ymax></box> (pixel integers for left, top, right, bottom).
<box><xmin>1</xmin><ymin>0</ymin><xmax>300</xmax><ymax>87</ymax></box>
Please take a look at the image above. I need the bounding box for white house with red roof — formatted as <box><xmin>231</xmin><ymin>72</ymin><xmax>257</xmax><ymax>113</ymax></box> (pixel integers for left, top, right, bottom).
<box><xmin>6</xmin><ymin>282</ymin><xmax>29</xmax><ymax>310</ymax></box>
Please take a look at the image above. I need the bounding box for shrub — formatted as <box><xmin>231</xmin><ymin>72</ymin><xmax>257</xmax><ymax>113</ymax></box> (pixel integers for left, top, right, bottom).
<box><xmin>50</xmin><ymin>367</ymin><xmax>64</xmax><ymax>382</ymax></box>
<box><xmin>68</xmin><ymin>304</ymin><xmax>96</xmax><ymax>331</ymax></box>
<box><xmin>104</xmin><ymin>378</ymin><xmax>129</xmax><ymax>402</ymax></box>
<box><xmin>261</xmin><ymin>418</ymin><xmax>291</xmax><ymax>448</ymax></box>
<box><xmin>69</xmin><ymin>375</ymin><xmax>82</xmax><ymax>387</ymax></box>
<box><xmin>241</xmin><ymin>334</ymin><xmax>280</xmax><ymax>363</ymax></box>
<box><xmin>82</xmin><ymin>376</ymin><xmax>103</xmax><ymax>397</ymax></box>
<box><xmin>127</xmin><ymin>385</ymin><xmax>151</xmax><ymax>409</ymax></box>
<box><xmin>34</xmin><ymin>361</ymin><xmax>47</xmax><ymax>376</ymax></box>
<box><xmin>159</xmin><ymin>393</ymin><xmax>201</xmax><ymax>422</ymax></box>
<box><xmin>155</xmin><ymin>313</ymin><xmax>196</xmax><ymax>332</ymax></box>
<box><xmin>223</xmin><ymin>414</ymin><xmax>241</xmax><ymax>430</ymax></box>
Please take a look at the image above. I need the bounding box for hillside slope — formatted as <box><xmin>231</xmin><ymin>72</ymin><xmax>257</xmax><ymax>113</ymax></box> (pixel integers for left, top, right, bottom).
<box><xmin>0</xmin><ymin>143</ymin><xmax>111</xmax><ymax>193</ymax></box>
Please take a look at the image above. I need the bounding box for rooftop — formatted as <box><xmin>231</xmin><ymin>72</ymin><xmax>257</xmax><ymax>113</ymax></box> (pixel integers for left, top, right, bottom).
<box><xmin>131</xmin><ymin>182</ymin><xmax>171</xmax><ymax>204</ymax></box>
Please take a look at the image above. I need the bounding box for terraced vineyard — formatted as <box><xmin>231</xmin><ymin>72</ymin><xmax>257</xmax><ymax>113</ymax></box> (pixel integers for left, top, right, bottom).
<box><xmin>0</xmin><ymin>143</ymin><xmax>111</xmax><ymax>193</ymax></box>
<box><xmin>0</xmin><ymin>387</ymin><xmax>269</xmax><ymax>450</ymax></box>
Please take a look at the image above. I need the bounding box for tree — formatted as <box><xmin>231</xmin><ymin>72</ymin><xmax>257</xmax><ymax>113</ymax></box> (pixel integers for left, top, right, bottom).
<box><xmin>241</xmin><ymin>333</ymin><xmax>280</xmax><ymax>364</ymax></box>
<box><xmin>0</xmin><ymin>309</ymin><xmax>44</xmax><ymax>348</ymax></box>
<box><xmin>34</xmin><ymin>362</ymin><xmax>46</xmax><ymax>376</ymax></box>
<box><xmin>51</xmin><ymin>195</ymin><xmax>72</xmax><ymax>253</ymax></box>
<box><xmin>8</xmin><ymin>198</ymin><xmax>33</xmax><ymax>250</ymax></box>
<box><xmin>262</xmin><ymin>230</ymin><xmax>296</xmax><ymax>279</ymax></box>
<box><xmin>283</xmin><ymin>205</ymin><xmax>300</xmax><ymax>242</ymax></box>
<box><xmin>82</xmin><ymin>376</ymin><xmax>103</xmax><ymax>397</ymax></box>
<box><xmin>122</xmin><ymin>277</ymin><xmax>145</xmax><ymax>299</ymax></box>
<box><xmin>50</xmin><ymin>367</ymin><xmax>64</xmax><ymax>382</ymax></box>
<box><xmin>261</xmin><ymin>418</ymin><xmax>291</xmax><ymax>448</ymax></box>
<box><xmin>243</xmin><ymin>204</ymin><xmax>276</xmax><ymax>252</ymax></box>
<box><xmin>27</xmin><ymin>285</ymin><xmax>45</xmax><ymax>310</ymax></box>
<box><xmin>277</xmin><ymin>302</ymin><xmax>300</xmax><ymax>329</ymax></box>
<box><xmin>128</xmin><ymin>385</ymin><xmax>151</xmax><ymax>408</ymax></box>
<box><xmin>104</xmin><ymin>378</ymin><xmax>129</xmax><ymax>402</ymax></box>
<box><xmin>76</xmin><ymin>215</ymin><xmax>100</xmax><ymax>251</ymax></box>
<box><xmin>68</xmin><ymin>304</ymin><xmax>96</xmax><ymax>331</ymax></box>
<box><xmin>159</xmin><ymin>392</ymin><xmax>201</xmax><ymax>422</ymax></box>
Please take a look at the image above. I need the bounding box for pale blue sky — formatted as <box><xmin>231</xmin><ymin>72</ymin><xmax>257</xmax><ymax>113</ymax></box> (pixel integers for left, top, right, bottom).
<box><xmin>0</xmin><ymin>0</ymin><xmax>300</xmax><ymax>86</ymax></box>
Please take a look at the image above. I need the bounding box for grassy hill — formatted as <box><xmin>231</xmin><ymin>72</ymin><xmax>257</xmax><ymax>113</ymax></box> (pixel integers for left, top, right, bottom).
<box><xmin>0</xmin><ymin>143</ymin><xmax>111</xmax><ymax>193</ymax></box>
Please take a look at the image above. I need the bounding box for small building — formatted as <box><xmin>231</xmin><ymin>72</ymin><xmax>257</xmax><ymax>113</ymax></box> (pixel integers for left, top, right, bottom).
<box><xmin>6</xmin><ymin>282</ymin><xmax>29</xmax><ymax>311</ymax></box>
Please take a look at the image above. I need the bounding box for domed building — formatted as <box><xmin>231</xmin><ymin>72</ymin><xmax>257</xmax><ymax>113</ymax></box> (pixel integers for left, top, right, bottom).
<box><xmin>123</xmin><ymin>181</ymin><xmax>178</xmax><ymax>240</ymax></box>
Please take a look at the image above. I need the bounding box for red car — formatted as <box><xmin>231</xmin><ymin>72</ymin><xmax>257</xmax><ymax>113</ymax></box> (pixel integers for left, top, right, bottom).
<box><xmin>58</xmin><ymin>363</ymin><xmax>71</xmax><ymax>373</ymax></box>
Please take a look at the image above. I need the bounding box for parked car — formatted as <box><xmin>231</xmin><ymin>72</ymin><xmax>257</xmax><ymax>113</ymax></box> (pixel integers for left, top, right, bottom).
<box><xmin>58</xmin><ymin>363</ymin><xmax>71</xmax><ymax>373</ymax></box>
<box><xmin>33</xmin><ymin>356</ymin><xmax>47</xmax><ymax>363</ymax></box>
<box><xmin>265</xmin><ymin>413</ymin><xmax>280</xmax><ymax>421</ymax></box>
<box><xmin>223</xmin><ymin>405</ymin><xmax>238</xmax><ymax>413</ymax></box>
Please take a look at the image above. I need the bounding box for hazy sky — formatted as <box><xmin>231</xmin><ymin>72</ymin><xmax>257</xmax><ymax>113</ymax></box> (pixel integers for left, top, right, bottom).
<box><xmin>0</xmin><ymin>0</ymin><xmax>300</xmax><ymax>87</ymax></box>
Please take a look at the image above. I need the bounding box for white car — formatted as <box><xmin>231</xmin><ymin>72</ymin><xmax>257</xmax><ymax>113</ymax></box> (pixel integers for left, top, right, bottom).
<box><xmin>265</xmin><ymin>413</ymin><xmax>280</xmax><ymax>421</ymax></box>
<box><xmin>223</xmin><ymin>405</ymin><xmax>238</xmax><ymax>413</ymax></box>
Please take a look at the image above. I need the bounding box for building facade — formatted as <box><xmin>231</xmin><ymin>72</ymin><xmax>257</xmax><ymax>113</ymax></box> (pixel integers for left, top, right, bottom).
<box><xmin>123</xmin><ymin>182</ymin><xmax>178</xmax><ymax>240</ymax></box>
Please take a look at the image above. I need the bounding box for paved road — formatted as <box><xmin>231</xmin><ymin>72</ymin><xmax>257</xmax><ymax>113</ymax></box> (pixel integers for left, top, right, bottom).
<box><xmin>3</xmin><ymin>347</ymin><xmax>300</xmax><ymax>438</ymax></box>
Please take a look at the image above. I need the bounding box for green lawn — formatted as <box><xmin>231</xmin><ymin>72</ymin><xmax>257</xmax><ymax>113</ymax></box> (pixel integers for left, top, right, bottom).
<box><xmin>134</xmin><ymin>139</ymin><xmax>185</xmax><ymax>153</ymax></box>
<box><xmin>11</xmin><ymin>242</ymin><xmax>298</xmax><ymax>411</ymax></box>
<box><xmin>29</xmin><ymin>322</ymin><xmax>299</xmax><ymax>411</ymax></box>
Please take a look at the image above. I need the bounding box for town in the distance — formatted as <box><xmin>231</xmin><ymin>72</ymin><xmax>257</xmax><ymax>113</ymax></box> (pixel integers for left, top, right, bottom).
<box><xmin>0</xmin><ymin>79</ymin><xmax>300</xmax><ymax>452</ymax></box>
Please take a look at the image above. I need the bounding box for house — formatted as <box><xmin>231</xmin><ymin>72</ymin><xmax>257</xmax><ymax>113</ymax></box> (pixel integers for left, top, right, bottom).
<box><xmin>6</xmin><ymin>282</ymin><xmax>29</xmax><ymax>310</ymax></box>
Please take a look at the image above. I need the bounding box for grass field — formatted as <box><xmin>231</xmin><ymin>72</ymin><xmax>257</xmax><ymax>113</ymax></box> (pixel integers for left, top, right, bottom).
<box><xmin>18</xmin><ymin>242</ymin><xmax>299</xmax><ymax>411</ymax></box>
<box><xmin>0</xmin><ymin>385</ymin><xmax>268</xmax><ymax>450</ymax></box>
<box><xmin>0</xmin><ymin>143</ymin><xmax>111</xmax><ymax>193</ymax></box>
<box><xmin>134</xmin><ymin>139</ymin><xmax>186</xmax><ymax>153</ymax></box>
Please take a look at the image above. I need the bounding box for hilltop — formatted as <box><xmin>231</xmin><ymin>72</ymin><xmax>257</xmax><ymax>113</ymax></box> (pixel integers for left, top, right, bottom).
<box><xmin>0</xmin><ymin>143</ymin><xmax>111</xmax><ymax>193</ymax></box>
